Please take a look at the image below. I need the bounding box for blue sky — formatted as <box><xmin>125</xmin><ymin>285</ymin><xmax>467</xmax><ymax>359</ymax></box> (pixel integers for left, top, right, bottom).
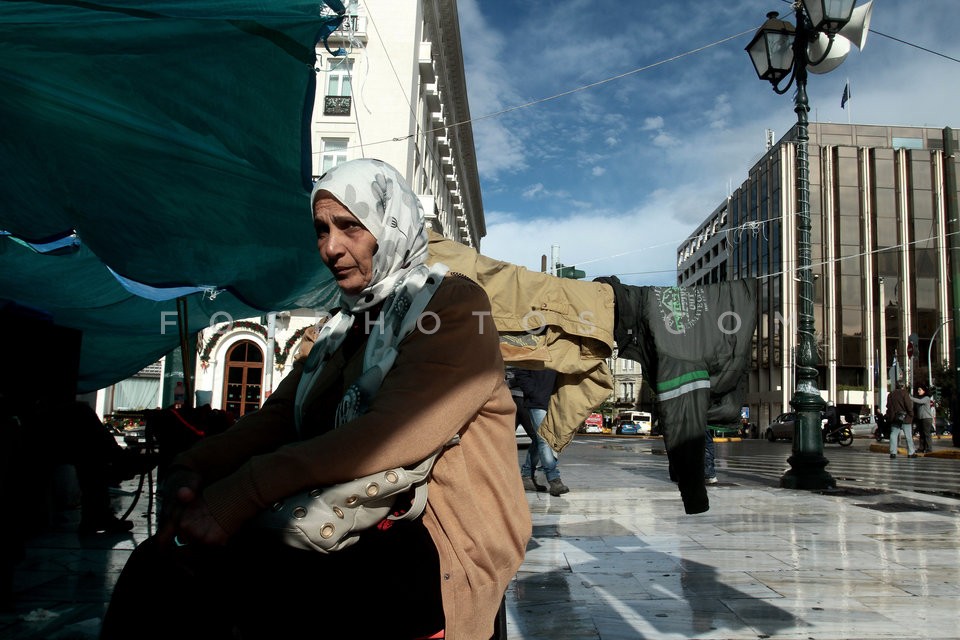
<box><xmin>456</xmin><ymin>0</ymin><xmax>960</xmax><ymax>286</ymax></box>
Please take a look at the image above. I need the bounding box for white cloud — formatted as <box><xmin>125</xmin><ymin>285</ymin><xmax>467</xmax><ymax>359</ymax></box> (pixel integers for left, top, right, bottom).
<box><xmin>642</xmin><ymin>116</ymin><xmax>665</xmax><ymax>131</ymax></box>
<box><xmin>591</xmin><ymin>166</ymin><xmax>606</xmax><ymax>177</ymax></box>
<box><xmin>652</xmin><ymin>131</ymin><xmax>678</xmax><ymax>148</ymax></box>
<box><xmin>521</xmin><ymin>183</ymin><xmax>570</xmax><ymax>200</ymax></box>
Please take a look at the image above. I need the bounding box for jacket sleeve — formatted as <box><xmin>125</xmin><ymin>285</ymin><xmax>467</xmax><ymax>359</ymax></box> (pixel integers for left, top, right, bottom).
<box><xmin>199</xmin><ymin>276</ymin><xmax>505</xmax><ymax>534</ymax></box>
<box><xmin>171</xmin><ymin>366</ymin><xmax>302</xmax><ymax>481</ymax></box>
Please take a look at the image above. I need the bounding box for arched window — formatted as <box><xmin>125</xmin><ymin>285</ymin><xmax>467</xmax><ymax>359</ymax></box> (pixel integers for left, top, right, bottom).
<box><xmin>222</xmin><ymin>340</ymin><xmax>263</xmax><ymax>417</ymax></box>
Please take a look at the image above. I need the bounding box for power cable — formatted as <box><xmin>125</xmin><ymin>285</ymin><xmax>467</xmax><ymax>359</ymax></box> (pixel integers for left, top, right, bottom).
<box><xmin>870</xmin><ymin>28</ymin><xmax>960</xmax><ymax>65</ymax></box>
<box><xmin>341</xmin><ymin>27</ymin><xmax>756</xmax><ymax>152</ymax></box>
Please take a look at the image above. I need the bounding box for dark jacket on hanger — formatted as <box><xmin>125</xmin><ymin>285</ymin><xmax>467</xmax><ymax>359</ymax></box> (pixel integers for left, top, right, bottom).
<box><xmin>593</xmin><ymin>276</ymin><xmax>757</xmax><ymax>515</ymax></box>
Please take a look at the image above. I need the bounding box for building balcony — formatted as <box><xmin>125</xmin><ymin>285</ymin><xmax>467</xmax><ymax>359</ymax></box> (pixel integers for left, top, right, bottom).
<box><xmin>323</xmin><ymin>95</ymin><xmax>351</xmax><ymax>116</ymax></box>
<box><xmin>424</xmin><ymin>83</ymin><xmax>441</xmax><ymax>112</ymax></box>
<box><xmin>418</xmin><ymin>41</ymin><xmax>436</xmax><ymax>83</ymax></box>
<box><xmin>328</xmin><ymin>14</ymin><xmax>367</xmax><ymax>42</ymax></box>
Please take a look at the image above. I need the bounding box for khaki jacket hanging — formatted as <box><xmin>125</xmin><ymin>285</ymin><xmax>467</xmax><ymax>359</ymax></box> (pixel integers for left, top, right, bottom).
<box><xmin>427</xmin><ymin>231</ymin><xmax>615</xmax><ymax>452</ymax></box>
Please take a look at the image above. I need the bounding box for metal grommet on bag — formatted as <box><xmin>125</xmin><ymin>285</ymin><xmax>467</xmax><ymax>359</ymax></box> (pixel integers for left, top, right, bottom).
<box><xmin>346</xmin><ymin>495</ymin><xmax>359</xmax><ymax>505</ymax></box>
<box><xmin>320</xmin><ymin>524</ymin><xmax>335</xmax><ymax>539</ymax></box>
<box><xmin>308</xmin><ymin>488</ymin><xmax>322</xmax><ymax>498</ymax></box>
<box><xmin>333</xmin><ymin>506</ymin><xmax>344</xmax><ymax>518</ymax></box>
<box><xmin>270</xmin><ymin>502</ymin><xmax>284</xmax><ymax>512</ymax></box>
<box><xmin>365</xmin><ymin>483</ymin><xmax>379</xmax><ymax>497</ymax></box>
<box><xmin>385</xmin><ymin>470</ymin><xmax>399</xmax><ymax>483</ymax></box>
<box><xmin>292</xmin><ymin>506</ymin><xmax>307</xmax><ymax>519</ymax></box>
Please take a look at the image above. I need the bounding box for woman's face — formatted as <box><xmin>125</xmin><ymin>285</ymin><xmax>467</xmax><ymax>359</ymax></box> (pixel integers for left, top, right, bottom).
<box><xmin>313</xmin><ymin>194</ymin><xmax>378</xmax><ymax>296</ymax></box>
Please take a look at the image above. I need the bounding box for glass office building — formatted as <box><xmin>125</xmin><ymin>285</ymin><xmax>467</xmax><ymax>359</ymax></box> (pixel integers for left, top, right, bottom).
<box><xmin>679</xmin><ymin>123</ymin><xmax>960</xmax><ymax>429</ymax></box>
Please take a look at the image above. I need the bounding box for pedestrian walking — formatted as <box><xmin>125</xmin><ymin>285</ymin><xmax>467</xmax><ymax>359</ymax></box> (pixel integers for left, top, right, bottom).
<box><xmin>704</xmin><ymin>428</ymin><xmax>718</xmax><ymax>484</ymax></box>
<box><xmin>513</xmin><ymin>367</ymin><xmax>569</xmax><ymax>496</ymax></box>
<box><xmin>885</xmin><ymin>382</ymin><xmax>917</xmax><ymax>459</ymax></box>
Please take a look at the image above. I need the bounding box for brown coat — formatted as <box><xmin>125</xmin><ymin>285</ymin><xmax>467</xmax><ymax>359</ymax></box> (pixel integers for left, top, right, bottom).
<box><xmin>174</xmin><ymin>274</ymin><xmax>531</xmax><ymax>639</ymax></box>
<box><xmin>427</xmin><ymin>231</ymin><xmax>616</xmax><ymax>452</ymax></box>
<box><xmin>886</xmin><ymin>387</ymin><xmax>914</xmax><ymax>424</ymax></box>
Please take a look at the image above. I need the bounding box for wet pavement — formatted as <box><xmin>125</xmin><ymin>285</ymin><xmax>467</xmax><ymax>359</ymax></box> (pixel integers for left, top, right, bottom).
<box><xmin>3</xmin><ymin>435</ymin><xmax>959</xmax><ymax>639</ymax></box>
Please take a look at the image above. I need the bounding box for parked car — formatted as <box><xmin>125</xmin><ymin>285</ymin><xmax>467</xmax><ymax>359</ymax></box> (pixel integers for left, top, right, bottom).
<box><xmin>765</xmin><ymin>412</ymin><xmax>798</xmax><ymax>441</ymax></box>
<box><xmin>616</xmin><ymin>420</ymin><xmax>645</xmax><ymax>435</ymax></box>
<box><xmin>581</xmin><ymin>412</ymin><xmax>604</xmax><ymax>434</ymax></box>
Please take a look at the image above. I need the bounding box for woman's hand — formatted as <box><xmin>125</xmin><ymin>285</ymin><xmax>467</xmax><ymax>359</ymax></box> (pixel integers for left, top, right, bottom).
<box><xmin>155</xmin><ymin>467</ymin><xmax>203</xmax><ymax>547</ymax></box>
<box><xmin>174</xmin><ymin>497</ymin><xmax>231</xmax><ymax>546</ymax></box>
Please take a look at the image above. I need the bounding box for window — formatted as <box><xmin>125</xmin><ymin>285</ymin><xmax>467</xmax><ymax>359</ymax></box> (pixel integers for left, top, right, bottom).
<box><xmin>320</xmin><ymin>138</ymin><xmax>348</xmax><ymax>174</ymax></box>
<box><xmin>323</xmin><ymin>58</ymin><xmax>353</xmax><ymax>115</ymax></box>
<box><xmin>222</xmin><ymin>340</ymin><xmax>263</xmax><ymax>417</ymax></box>
<box><xmin>326</xmin><ymin>58</ymin><xmax>353</xmax><ymax>97</ymax></box>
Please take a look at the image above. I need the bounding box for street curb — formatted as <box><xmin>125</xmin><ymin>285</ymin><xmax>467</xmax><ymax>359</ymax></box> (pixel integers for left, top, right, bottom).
<box><xmin>867</xmin><ymin>442</ymin><xmax>960</xmax><ymax>459</ymax></box>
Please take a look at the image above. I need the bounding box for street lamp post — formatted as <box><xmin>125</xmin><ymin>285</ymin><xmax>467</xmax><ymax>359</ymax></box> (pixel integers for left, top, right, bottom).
<box><xmin>746</xmin><ymin>0</ymin><xmax>868</xmax><ymax>490</ymax></box>
<box><xmin>928</xmin><ymin>320</ymin><xmax>951</xmax><ymax>389</ymax></box>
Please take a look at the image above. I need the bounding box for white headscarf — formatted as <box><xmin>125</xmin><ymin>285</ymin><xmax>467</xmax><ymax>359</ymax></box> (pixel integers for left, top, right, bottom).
<box><xmin>296</xmin><ymin>159</ymin><xmax>447</xmax><ymax>432</ymax></box>
<box><xmin>310</xmin><ymin>158</ymin><xmax>429</xmax><ymax>312</ymax></box>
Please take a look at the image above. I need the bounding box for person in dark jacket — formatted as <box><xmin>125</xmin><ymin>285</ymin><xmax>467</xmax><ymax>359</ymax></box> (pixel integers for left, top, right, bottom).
<box><xmin>513</xmin><ymin>368</ymin><xmax>569</xmax><ymax>496</ymax></box>
<box><xmin>885</xmin><ymin>382</ymin><xmax>917</xmax><ymax>458</ymax></box>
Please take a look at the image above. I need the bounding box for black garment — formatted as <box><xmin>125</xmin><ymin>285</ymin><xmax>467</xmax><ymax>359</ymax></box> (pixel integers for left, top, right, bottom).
<box><xmin>824</xmin><ymin>406</ymin><xmax>841</xmax><ymax>430</ymax></box>
<box><xmin>100</xmin><ymin>520</ymin><xmax>444</xmax><ymax>639</ymax></box>
<box><xmin>593</xmin><ymin>277</ymin><xmax>757</xmax><ymax>515</ymax></box>
<box><xmin>511</xmin><ymin>368</ymin><xmax>557</xmax><ymax>411</ymax></box>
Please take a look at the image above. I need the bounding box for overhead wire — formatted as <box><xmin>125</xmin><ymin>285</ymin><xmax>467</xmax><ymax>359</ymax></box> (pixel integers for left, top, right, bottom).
<box><xmin>335</xmin><ymin>15</ymin><xmax>960</xmax><ymax>156</ymax></box>
<box><xmin>324</xmin><ymin>4</ymin><xmax>960</xmax><ymax>283</ymax></box>
<box><xmin>568</xmin><ymin>214</ymin><xmax>959</xmax><ymax>284</ymax></box>
<box><xmin>340</xmin><ymin>27</ymin><xmax>757</xmax><ymax>152</ymax></box>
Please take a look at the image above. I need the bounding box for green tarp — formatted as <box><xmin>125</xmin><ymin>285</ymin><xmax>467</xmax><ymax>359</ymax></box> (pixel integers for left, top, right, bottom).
<box><xmin>0</xmin><ymin>1</ymin><xmax>344</xmax><ymax>392</ymax></box>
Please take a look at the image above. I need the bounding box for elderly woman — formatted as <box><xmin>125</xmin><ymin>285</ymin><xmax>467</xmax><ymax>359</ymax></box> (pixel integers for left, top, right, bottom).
<box><xmin>101</xmin><ymin>159</ymin><xmax>531</xmax><ymax>640</ymax></box>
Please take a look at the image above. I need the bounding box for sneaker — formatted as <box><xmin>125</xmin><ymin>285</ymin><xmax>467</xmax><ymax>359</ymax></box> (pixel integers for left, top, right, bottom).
<box><xmin>908</xmin><ymin>453</ymin><xmax>919</xmax><ymax>458</ymax></box>
<box><xmin>890</xmin><ymin>454</ymin><xmax>897</xmax><ymax>459</ymax></box>
<box><xmin>548</xmin><ymin>478</ymin><xmax>569</xmax><ymax>496</ymax></box>
<box><xmin>522</xmin><ymin>476</ymin><xmax>547</xmax><ymax>492</ymax></box>
<box><xmin>705</xmin><ymin>476</ymin><xmax>718</xmax><ymax>485</ymax></box>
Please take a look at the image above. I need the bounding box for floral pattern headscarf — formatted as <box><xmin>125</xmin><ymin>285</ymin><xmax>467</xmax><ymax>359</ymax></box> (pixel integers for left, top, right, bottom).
<box><xmin>310</xmin><ymin>158</ymin><xmax>429</xmax><ymax>312</ymax></box>
<box><xmin>296</xmin><ymin>159</ymin><xmax>448</xmax><ymax>433</ymax></box>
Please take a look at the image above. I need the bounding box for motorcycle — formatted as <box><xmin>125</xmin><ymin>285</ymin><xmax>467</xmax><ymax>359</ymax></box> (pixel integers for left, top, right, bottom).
<box><xmin>823</xmin><ymin>423</ymin><xmax>854</xmax><ymax>446</ymax></box>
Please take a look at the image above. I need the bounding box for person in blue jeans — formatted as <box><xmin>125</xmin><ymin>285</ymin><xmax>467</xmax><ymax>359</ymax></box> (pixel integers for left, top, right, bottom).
<box><xmin>513</xmin><ymin>367</ymin><xmax>569</xmax><ymax>496</ymax></box>
<box><xmin>704</xmin><ymin>428</ymin><xmax>717</xmax><ymax>484</ymax></box>
<box><xmin>886</xmin><ymin>382</ymin><xmax>917</xmax><ymax>458</ymax></box>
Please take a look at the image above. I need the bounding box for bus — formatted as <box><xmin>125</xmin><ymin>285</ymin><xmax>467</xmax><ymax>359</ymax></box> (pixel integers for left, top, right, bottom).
<box><xmin>615</xmin><ymin>411</ymin><xmax>653</xmax><ymax>435</ymax></box>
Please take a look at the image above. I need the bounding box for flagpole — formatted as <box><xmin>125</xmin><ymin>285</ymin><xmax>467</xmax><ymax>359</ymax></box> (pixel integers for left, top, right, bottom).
<box><xmin>879</xmin><ymin>275</ymin><xmax>887</xmax><ymax>416</ymax></box>
<box><xmin>846</xmin><ymin>78</ymin><xmax>851</xmax><ymax>124</ymax></box>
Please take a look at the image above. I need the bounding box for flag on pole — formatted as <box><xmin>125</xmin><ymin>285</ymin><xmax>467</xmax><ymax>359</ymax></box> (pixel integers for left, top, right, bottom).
<box><xmin>841</xmin><ymin>81</ymin><xmax>851</xmax><ymax>109</ymax></box>
<box><xmin>888</xmin><ymin>352</ymin><xmax>899</xmax><ymax>388</ymax></box>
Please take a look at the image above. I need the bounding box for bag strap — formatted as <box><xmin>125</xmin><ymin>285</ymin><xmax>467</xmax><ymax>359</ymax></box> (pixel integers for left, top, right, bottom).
<box><xmin>387</xmin><ymin>435</ymin><xmax>460</xmax><ymax>523</ymax></box>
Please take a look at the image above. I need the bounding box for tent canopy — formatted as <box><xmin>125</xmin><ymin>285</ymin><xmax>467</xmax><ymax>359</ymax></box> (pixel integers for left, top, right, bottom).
<box><xmin>0</xmin><ymin>1</ymin><xmax>347</xmax><ymax>392</ymax></box>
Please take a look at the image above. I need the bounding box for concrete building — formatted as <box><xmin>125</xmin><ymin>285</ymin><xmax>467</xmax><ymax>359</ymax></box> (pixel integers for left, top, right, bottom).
<box><xmin>679</xmin><ymin>123</ymin><xmax>960</xmax><ymax>431</ymax></box>
<box><xmin>97</xmin><ymin>0</ymin><xmax>485</xmax><ymax>417</ymax></box>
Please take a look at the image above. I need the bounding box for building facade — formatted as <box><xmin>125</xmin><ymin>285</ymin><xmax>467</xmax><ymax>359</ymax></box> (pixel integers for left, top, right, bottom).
<box><xmin>97</xmin><ymin>0</ymin><xmax>485</xmax><ymax>417</ymax></box>
<box><xmin>607</xmin><ymin>351</ymin><xmax>643</xmax><ymax>408</ymax></box>
<box><xmin>679</xmin><ymin>123</ymin><xmax>959</xmax><ymax>430</ymax></box>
